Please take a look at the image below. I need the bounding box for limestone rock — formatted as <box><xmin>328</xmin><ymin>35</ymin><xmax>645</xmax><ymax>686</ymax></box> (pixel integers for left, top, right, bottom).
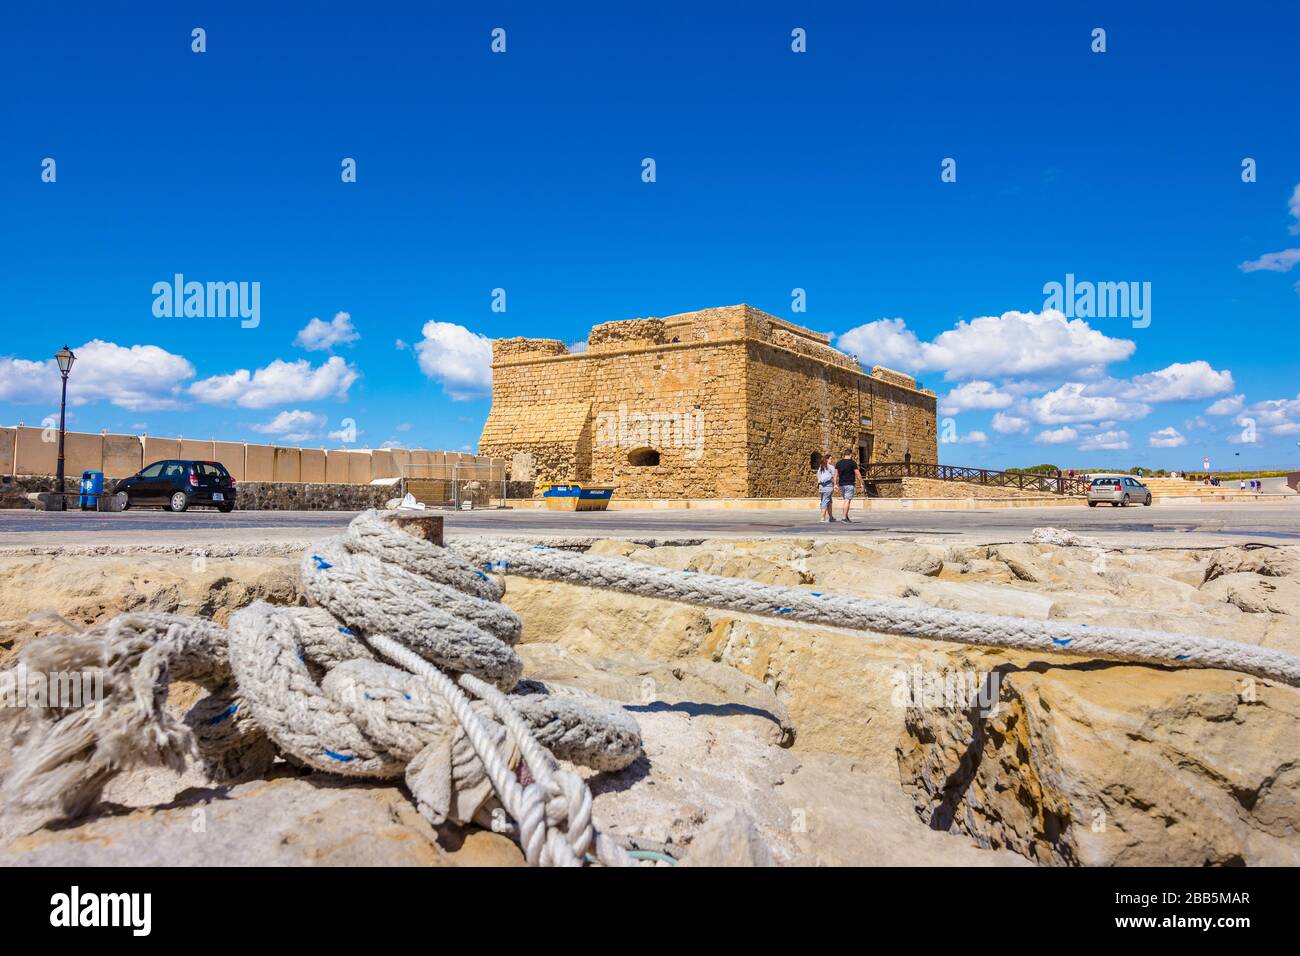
<box><xmin>0</xmin><ymin>554</ymin><xmax>301</xmax><ymax>664</ymax></box>
<box><xmin>0</xmin><ymin>773</ymin><xmax>523</xmax><ymax>866</ymax></box>
<box><xmin>517</xmin><ymin>642</ymin><xmax>794</xmax><ymax>747</ymax></box>
<box><xmin>898</xmin><ymin>667</ymin><xmax>1300</xmax><ymax>866</ymax></box>
<box><xmin>681</xmin><ymin>807</ymin><xmax>775</xmax><ymax>866</ymax></box>
<box><xmin>1201</xmin><ymin>572</ymin><xmax>1300</xmax><ymax>615</ymax></box>
<box><xmin>1204</xmin><ymin>546</ymin><xmax>1300</xmax><ymax>583</ymax></box>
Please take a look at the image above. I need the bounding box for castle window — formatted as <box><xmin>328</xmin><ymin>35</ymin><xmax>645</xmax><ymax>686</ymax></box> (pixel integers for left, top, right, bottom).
<box><xmin>810</xmin><ymin>451</ymin><xmax>822</xmax><ymax>471</ymax></box>
<box><xmin>627</xmin><ymin>448</ymin><xmax>660</xmax><ymax>467</ymax></box>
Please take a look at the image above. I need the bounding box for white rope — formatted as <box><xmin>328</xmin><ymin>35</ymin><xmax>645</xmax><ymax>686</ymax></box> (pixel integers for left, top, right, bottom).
<box><xmin>450</xmin><ymin>537</ymin><xmax>1300</xmax><ymax>687</ymax></box>
<box><xmin>0</xmin><ymin>512</ymin><xmax>642</xmax><ymax>866</ymax></box>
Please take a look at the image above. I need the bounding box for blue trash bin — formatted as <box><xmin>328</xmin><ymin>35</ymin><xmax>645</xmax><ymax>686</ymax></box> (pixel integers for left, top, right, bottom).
<box><xmin>79</xmin><ymin>470</ymin><xmax>104</xmax><ymax>510</ymax></box>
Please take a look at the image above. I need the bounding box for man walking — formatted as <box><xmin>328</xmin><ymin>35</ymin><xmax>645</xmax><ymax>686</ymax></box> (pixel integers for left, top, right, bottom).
<box><xmin>816</xmin><ymin>452</ymin><xmax>836</xmax><ymax>522</ymax></box>
<box><xmin>834</xmin><ymin>449</ymin><xmax>862</xmax><ymax>522</ymax></box>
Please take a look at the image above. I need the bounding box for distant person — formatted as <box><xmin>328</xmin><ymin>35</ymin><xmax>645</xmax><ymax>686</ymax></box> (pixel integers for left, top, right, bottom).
<box><xmin>1240</xmin><ymin>479</ymin><xmax>1246</xmax><ymax>491</ymax></box>
<box><xmin>834</xmin><ymin>450</ymin><xmax>862</xmax><ymax>522</ymax></box>
<box><xmin>816</xmin><ymin>453</ymin><xmax>836</xmax><ymax>522</ymax></box>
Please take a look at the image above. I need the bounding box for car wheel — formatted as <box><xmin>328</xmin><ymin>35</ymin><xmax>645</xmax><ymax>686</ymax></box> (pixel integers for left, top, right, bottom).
<box><xmin>1143</xmin><ymin>495</ymin><xmax>1152</xmax><ymax>506</ymax></box>
<box><xmin>1088</xmin><ymin>501</ymin><xmax>1097</xmax><ymax>507</ymax></box>
<box><xmin>1111</xmin><ymin>502</ymin><xmax>1119</xmax><ymax>507</ymax></box>
<box><xmin>168</xmin><ymin>491</ymin><xmax>189</xmax><ymax>513</ymax></box>
<box><xmin>1122</xmin><ymin>495</ymin><xmax>1131</xmax><ymax>506</ymax></box>
<box><xmin>218</xmin><ymin>503</ymin><xmax>234</xmax><ymax>513</ymax></box>
<box><xmin>120</xmin><ymin>494</ymin><xmax>131</xmax><ymax>511</ymax></box>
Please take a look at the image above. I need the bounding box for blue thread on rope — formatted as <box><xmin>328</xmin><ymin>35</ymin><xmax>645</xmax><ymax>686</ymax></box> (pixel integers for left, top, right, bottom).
<box><xmin>1175</xmin><ymin>654</ymin><xmax>1191</xmax><ymax>660</ymax></box>
<box><xmin>776</xmin><ymin>607</ymin><xmax>793</xmax><ymax>615</ymax></box>
<box><xmin>207</xmin><ymin>703</ymin><xmax>238</xmax><ymax>726</ymax></box>
<box><xmin>474</xmin><ymin>570</ymin><xmax>489</xmax><ymax>582</ymax></box>
<box><xmin>811</xmin><ymin>592</ymin><xmax>823</xmax><ymax>597</ymax></box>
<box><xmin>325</xmin><ymin>750</ymin><xmax>354</xmax><ymax>763</ymax></box>
<box><xmin>338</xmin><ymin>626</ymin><xmax>353</xmax><ymax>636</ymax></box>
<box><xmin>1053</xmin><ymin>638</ymin><xmax>1073</xmax><ymax>646</ymax></box>
<box><xmin>312</xmin><ymin>555</ymin><xmax>332</xmax><ymax>570</ymax></box>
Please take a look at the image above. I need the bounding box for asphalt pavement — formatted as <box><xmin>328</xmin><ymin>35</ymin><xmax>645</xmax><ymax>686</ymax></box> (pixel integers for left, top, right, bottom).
<box><xmin>1</xmin><ymin>499</ymin><xmax>1297</xmax><ymax>550</ymax></box>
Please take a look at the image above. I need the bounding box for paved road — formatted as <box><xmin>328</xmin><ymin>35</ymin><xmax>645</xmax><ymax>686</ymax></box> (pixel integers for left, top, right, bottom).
<box><xmin>1</xmin><ymin>500</ymin><xmax>1297</xmax><ymax>549</ymax></box>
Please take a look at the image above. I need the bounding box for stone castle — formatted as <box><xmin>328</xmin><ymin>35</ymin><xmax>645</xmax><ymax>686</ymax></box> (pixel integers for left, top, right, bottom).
<box><xmin>479</xmin><ymin>304</ymin><xmax>938</xmax><ymax>499</ymax></box>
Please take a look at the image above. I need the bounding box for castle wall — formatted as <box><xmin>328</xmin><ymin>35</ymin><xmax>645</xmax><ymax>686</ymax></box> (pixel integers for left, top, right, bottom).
<box><xmin>480</xmin><ymin>333</ymin><xmax>750</xmax><ymax>498</ymax></box>
<box><xmin>481</xmin><ymin>304</ymin><xmax>937</xmax><ymax>499</ymax></box>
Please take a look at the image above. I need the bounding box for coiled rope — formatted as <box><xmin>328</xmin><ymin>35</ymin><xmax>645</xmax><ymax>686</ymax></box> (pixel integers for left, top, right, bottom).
<box><xmin>0</xmin><ymin>511</ymin><xmax>642</xmax><ymax>867</ymax></box>
<box><xmin>450</xmin><ymin>537</ymin><xmax>1300</xmax><ymax>687</ymax></box>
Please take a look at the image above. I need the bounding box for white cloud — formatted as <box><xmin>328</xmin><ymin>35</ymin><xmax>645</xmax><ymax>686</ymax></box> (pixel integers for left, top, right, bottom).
<box><xmin>294</xmin><ymin>311</ymin><xmax>359</xmax><ymax>351</ymax></box>
<box><xmin>1114</xmin><ymin>361</ymin><xmax>1233</xmax><ymax>403</ymax></box>
<box><xmin>991</xmin><ymin>412</ymin><xmax>1029</xmax><ymax>434</ymax></box>
<box><xmin>954</xmin><ymin>430</ymin><xmax>988</xmax><ymax>444</ymax></box>
<box><xmin>0</xmin><ymin>340</ymin><xmax>195</xmax><ymax>412</ymax></box>
<box><xmin>1028</xmin><ymin>383</ymin><xmax>1150</xmax><ymax>425</ymax></box>
<box><xmin>1034</xmin><ymin>426</ymin><xmax>1079</xmax><ymax>445</ymax></box>
<box><xmin>251</xmin><ymin>409</ymin><xmax>326</xmax><ymax>442</ymax></box>
<box><xmin>1078</xmin><ymin>429</ymin><xmax>1130</xmax><ymax>451</ymax></box>
<box><xmin>1289</xmin><ymin>183</ymin><xmax>1300</xmax><ymax>235</ymax></box>
<box><xmin>1239</xmin><ymin>249</ymin><xmax>1300</xmax><ymax>272</ymax></box>
<box><xmin>1206</xmin><ymin>394</ymin><xmax>1244</xmax><ymax>416</ymax></box>
<box><xmin>1241</xmin><ymin>392</ymin><xmax>1300</xmax><ymax>435</ymax></box>
<box><xmin>414</xmin><ymin>321</ymin><xmax>493</xmax><ymax>400</ymax></box>
<box><xmin>837</xmin><ymin>310</ymin><xmax>1135</xmax><ymax>382</ymax></box>
<box><xmin>834</xmin><ymin>317</ymin><xmax>924</xmax><ymax>370</ymax></box>
<box><xmin>190</xmin><ymin>356</ymin><xmax>358</xmax><ymax>409</ymax></box>
<box><xmin>0</xmin><ymin>356</ymin><xmax>59</xmax><ymax>406</ymax></box>
<box><xmin>937</xmin><ymin>380</ymin><xmax>1013</xmax><ymax>415</ymax></box>
<box><xmin>395</xmin><ymin>422</ymin><xmax>413</xmax><ymax>432</ymax></box>
<box><xmin>1148</xmin><ymin>426</ymin><xmax>1186</xmax><ymax>448</ymax></box>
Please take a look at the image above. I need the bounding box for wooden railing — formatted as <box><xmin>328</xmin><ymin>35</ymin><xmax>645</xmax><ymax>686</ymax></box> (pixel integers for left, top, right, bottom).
<box><xmin>862</xmin><ymin>461</ymin><xmax>1089</xmax><ymax>496</ymax></box>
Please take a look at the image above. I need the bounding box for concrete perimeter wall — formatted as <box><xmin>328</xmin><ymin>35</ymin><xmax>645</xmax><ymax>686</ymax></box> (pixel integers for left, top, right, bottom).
<box><xmin>0</xmin><ymin>425</ymin><xmax>503</xmax><ymax>486</ymax></box>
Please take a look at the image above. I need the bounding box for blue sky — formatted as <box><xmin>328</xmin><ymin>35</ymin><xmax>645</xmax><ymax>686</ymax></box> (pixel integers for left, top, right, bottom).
<box><xmin>2</xmin><ymin>1</ymin><xmax>1298</xmax><ymax>470</ymax></box>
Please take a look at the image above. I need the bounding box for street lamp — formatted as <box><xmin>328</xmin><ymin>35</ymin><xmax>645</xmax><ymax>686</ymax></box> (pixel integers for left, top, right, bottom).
<box><xmin>54</xmin><ymin>345</ymin><xmax>76</xmax><ymax>510</ymax></box>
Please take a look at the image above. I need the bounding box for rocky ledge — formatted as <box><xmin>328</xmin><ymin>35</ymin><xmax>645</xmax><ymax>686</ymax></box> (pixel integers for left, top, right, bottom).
<box><xmin>1</xmin><ymin>536</ymin><xmax>1297</xmax><ymax>866</ymax></box>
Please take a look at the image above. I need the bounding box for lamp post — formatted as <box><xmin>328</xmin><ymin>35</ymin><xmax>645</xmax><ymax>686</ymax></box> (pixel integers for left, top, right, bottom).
<box><xmin>54</xmin><ymin>345</ymin><xmax>76</xmax><ymax>510</ymax></box>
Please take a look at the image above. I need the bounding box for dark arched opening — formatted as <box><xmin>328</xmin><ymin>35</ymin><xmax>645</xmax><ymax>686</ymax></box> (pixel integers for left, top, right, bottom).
<box><xmin>628</xmin><ymin>448</ymin><xmax>660</xmax><ymax>467</ymax></box>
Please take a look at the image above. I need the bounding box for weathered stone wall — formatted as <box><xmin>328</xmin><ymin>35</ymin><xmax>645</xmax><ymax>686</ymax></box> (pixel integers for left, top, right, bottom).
<box><xmin>587</xmin><ymin>318</ymin><xmax>668</xmax><ymax>352</ymax></box>
<box><xmin>481</xmin><ymin>303</ymin><xmax>938</xmax><ymax>499</ymax></box>
<box><xmin>0</xmin><ymin>428</ymin><xmax>502</xmax><ymax>489</ymax></box>
<box><xmin>873</xmin><ymin>477</ymin><xmax>1075</xmax><ymax>499</ymax></box>
<box><xmin>0</xmin><ymin>474</ymin><xmax>397</xmax><ymax>511</ymax></box>
<box><xmin>234</xmin><ymin>481</ymin><xmax>394</xmax><ymax>511</ymax></box>
<box><xmin>481</xmin><ymin>328</ymin><xmax>750</xmax><ymax>497</ymax></box>
<box><xmin>744</xmin><ymin>334</ymin><xmax>938</xmax><ymax>498</ymax></box>
<box><xmin>0</xmin><ymin>428</ymin><xmax>14</xmax><ymax>476</ymax></box>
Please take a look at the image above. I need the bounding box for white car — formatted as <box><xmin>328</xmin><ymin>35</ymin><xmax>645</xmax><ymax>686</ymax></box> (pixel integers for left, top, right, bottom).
<box><xmin>1087</xmin><ymin>475</ymin><xmax>1152</xmax><ymax>507</ymax></box>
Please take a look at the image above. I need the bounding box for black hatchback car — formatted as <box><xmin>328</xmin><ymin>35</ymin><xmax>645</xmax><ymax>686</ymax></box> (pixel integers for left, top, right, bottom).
<box><xmin>112</xmin><ymin>460</ymin><xmax>237</xmax><ymax>512</ymax></box>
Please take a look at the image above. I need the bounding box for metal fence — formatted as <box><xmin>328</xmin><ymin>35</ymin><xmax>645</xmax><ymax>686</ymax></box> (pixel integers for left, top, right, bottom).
<box><xmin>863</xmin><ymin>461</ymin><xmax>1090</xmax><ymax>495</ymax></box>
<box><xmin>401</xmin><ymin>461</ymin><xmax>507</xmax><ymax>508</ymax></box>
